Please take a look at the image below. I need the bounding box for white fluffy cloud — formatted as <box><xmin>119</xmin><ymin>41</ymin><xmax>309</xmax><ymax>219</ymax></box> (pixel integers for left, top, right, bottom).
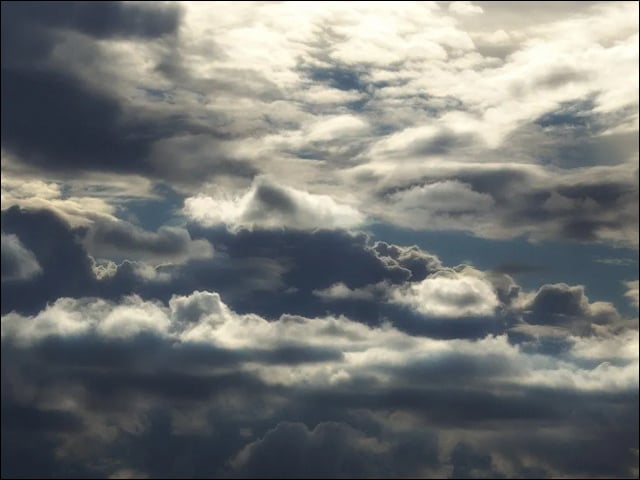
<box><xmin>316</xmin><ymin>267</ymin><xmax>500</xmax><ymax>318</ymax></box>
<box><xmin>392</xmin><ymin>271</ymin><xmax>499</xmax><ymax>317</ymax></box>
<box><xmin>184</xmin><ymin>176</ymin><xmax>365</xmax><ymax>231</ymax></box>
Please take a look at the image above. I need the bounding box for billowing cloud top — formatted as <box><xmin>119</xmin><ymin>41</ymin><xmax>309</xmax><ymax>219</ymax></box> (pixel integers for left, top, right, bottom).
<box><xmin>184</xmin><ymin>176</ymin><xmax>365</xmax><ymax>231</ymax></box>
<box><xmin>1</xmin><ymin>1</ymin><xmax>638</xmax><ymax>478</ymax></box>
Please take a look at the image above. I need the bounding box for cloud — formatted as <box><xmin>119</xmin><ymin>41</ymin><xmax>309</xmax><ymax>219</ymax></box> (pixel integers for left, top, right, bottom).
<box><xmin>449</xmin><ymin>2</ymin><xmax>484</xmax><ymax>16</ymax></box>
<box><xmin>0</xmin><ymin>3</ymin><xmax>638</xmax><ymax>476</ymax></box>
<box><xmin>82</xmin><ymin>219</ymin><xmax>213</xmax><ymax>265</ymax></box>
<box><xmin>1</xmin><ymin>207</ymin><xmax>98</xmax><ymax>315</ymax></box>
<box><xmin>519</xmin><ymin>283</ymin><xmax>622</xmax><ymax>335</ymax></box>
<box><xmin>2</xmin><ymin>1</ymin><xmax>637</xmax><ymax>247</ymax></box>
<box><xmin>380</xmin><ymin>180</ymin><xmax>496</xmax><ymax>232</ymax></box>
<box><xmin>184</xmin><ymin>176</ymin><xmax>365</xmax><ymax>231</ymax></box>
<box><xmin>1</xmin><ymin>2</ymin><xmax>181</xmax><ymax>43</ymax></box>
<box><xmin>359</xmin><ymin>162</ymin><xmax>639</xmax><ymax>247</ymax></box>
<box><xmin>317</xmin><ymin>270</ymin><xmax>499</xmax><ymax>319</ymax></box>
<box><xmin>391</xmin><ymin>270</ymin><xmax>499</xmax><ymax>318</ymax></box>
<box><xmin>625</xmin><ymin>280</ymin><xmax>639</xmax><ymax>309</ymax></box>
<box><xmin>231</xmin><ymin>421</ymin><xmax>391</xmax><ymax>478</ymax></box>
<box><xmin>0</xmin><ymin>232</ymin><xmax>42</xmax><ymax>281</ymax></box>
<box><xmin>0</xmin><ymin>169</ymin><xmax>120</xmax><ymax>227</ymax></box>
<box><xmin>1</xmin><ymin>288</ymin><xmax>637</xmax><ymax>477</ymax></box>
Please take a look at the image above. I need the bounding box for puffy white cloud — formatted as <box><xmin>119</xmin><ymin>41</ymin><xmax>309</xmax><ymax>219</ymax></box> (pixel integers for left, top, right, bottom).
<box><xmin>317</xmin><ymin>266</ymin><xmax>499</xmax><ymax>319</ymax></box>
<box><xmin>392</xmin><ymin>271</ymin><xmax>499</xmax><ymax>317</ymax></box>
<box><xmin>184</xmin><ymin>176</ymin><xmax>365</xmax><ymax>231</ymax></box>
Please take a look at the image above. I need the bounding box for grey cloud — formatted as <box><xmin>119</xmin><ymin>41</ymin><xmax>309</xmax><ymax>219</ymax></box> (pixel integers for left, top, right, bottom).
<box><xmin>373</xmin><ymin>164</ymin><xmax>639</xmax><ymax>247</ymax></box>
<box><xmin>625</xmin><ymin>281</ymin><xmax>639</xmax><ymax>309</ymax></box>
<box><xmin>2</xmin><ymin>287</ymin><xmax>637</xmax><ymax>478</ymax></box>
<box><xmin>450</xmin><ymin>442</ymin><xmax>501</xmax><ymax>479</ymax></box>
<box><xmin>0</xmin><ymin>207</ymin><xmax>286</xmax><ymax>315</ymax></box>
<box><xmin>1</xmin><ymin>68</ymin><xmax>150</xmax><ymax>173</ymax></box>
<box><xmin>1</xmin><ymin>2</ymin><xmax>180</xmax><ymax>44</ymax></box>
<box><xmin>372</xmin><ymin>241</ymin><xmax>443</xmax><ymax>281</ymax></box>
<box><xmin>1</xmin><ymin>3</ymin><xmax>638</xmax><ymax>478</ymax></box>
<box><xmin>1</xmin><ymin>1</ymin><xmax>237</xmax><ymax>184</ymax></box>
<box><xmin>1</xmin><ymin>232</ymin><xmax>42</xmax><ymax>282</ymax></box>
<box><xmin>231</xmin><ymin>422</ymin><xmax>391</xmax><ymax>478</ymax></box>
<box><xmin>1</xmin><ymin>207</ymin><xmax>97</xmax><ymax>315</ymax></box>
<box><xmin>522</xmin><ymin>283</ymin><xmax>621</xmax><ymax>335</ymax></box>
<box><xmin>83</xmin><ymin>219</ymin><xmax>213</xmax><ymax>264</ymax></box>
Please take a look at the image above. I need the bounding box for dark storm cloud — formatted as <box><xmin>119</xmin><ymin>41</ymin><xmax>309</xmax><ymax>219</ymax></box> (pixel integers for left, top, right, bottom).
<box><xmin>1</xmin><ymin>1</ymin><xmax>247</xmax><ymax>182</ymax></box>
<box><xmin>0</xmin><ymin>1</ymin><xmax>181</xmax><ymax>175</ymax></box>
<box><xmin>1</xmin><ymin>207</ymin><xmax>97</xmax><ymax>315</ymax></box>
<box><xmin>1</xmin><ymin>68</ymin><xmax>150</xmax><ymax>172</ymax></box>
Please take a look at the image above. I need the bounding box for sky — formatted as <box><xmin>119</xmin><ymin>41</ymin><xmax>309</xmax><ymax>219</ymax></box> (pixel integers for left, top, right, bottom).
<box><xmin>0</xmin><ymin>1</ymin><xmax>638</xmax><ymax>478</ymax></box>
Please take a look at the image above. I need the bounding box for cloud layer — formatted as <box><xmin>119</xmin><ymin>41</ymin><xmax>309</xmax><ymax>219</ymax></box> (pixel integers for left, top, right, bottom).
<box><xmin>1</xmin><ymin>1</ymin><xmax>638</xmax><ymax>478</ymax></box>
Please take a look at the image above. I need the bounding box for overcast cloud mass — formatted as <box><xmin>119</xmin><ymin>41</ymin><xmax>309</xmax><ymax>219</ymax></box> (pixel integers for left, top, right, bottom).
<box><xmin>1</xmin><ymin>1</ymin><xmax>638</xmax><ymax>478</ymax></box>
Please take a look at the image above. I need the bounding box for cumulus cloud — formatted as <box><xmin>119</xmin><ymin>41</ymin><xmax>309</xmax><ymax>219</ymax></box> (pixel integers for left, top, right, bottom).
<box><xmin>1</xmin><ymin>232</ymin><xmax>42</xmax><ymax>281</ymax></box>
<box><xmin>519</xmin><ymin>283</ymin><xmax>622</xmax><ymax>335</ymax></box>
<box><xmin>184</xmin><ymin>176</ymin><xmax>365</xmax><ymax>231</ymax></box>
<box><xmin>317</xmin><ymin>269</ymin><xmax>499</xmax><ymax>319</ymax></box>
<box><xmin>1</xmin><ymin>287</ymin><xmax>637</xmax><ymax>477</ymax></box>
<box><xmin>2</xmin><ymin>289</ymin><xmax>636</xmax><ymax>390</ymax></box>
<box><xmin>1</xmin><ymin>2</ymin><xmax>638</xmax><ymax>477</ymax></box>
<box><xmin>392</xmin><ymin>270</ymin><xmax>499</xmax><ymax>318</ymax></box>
